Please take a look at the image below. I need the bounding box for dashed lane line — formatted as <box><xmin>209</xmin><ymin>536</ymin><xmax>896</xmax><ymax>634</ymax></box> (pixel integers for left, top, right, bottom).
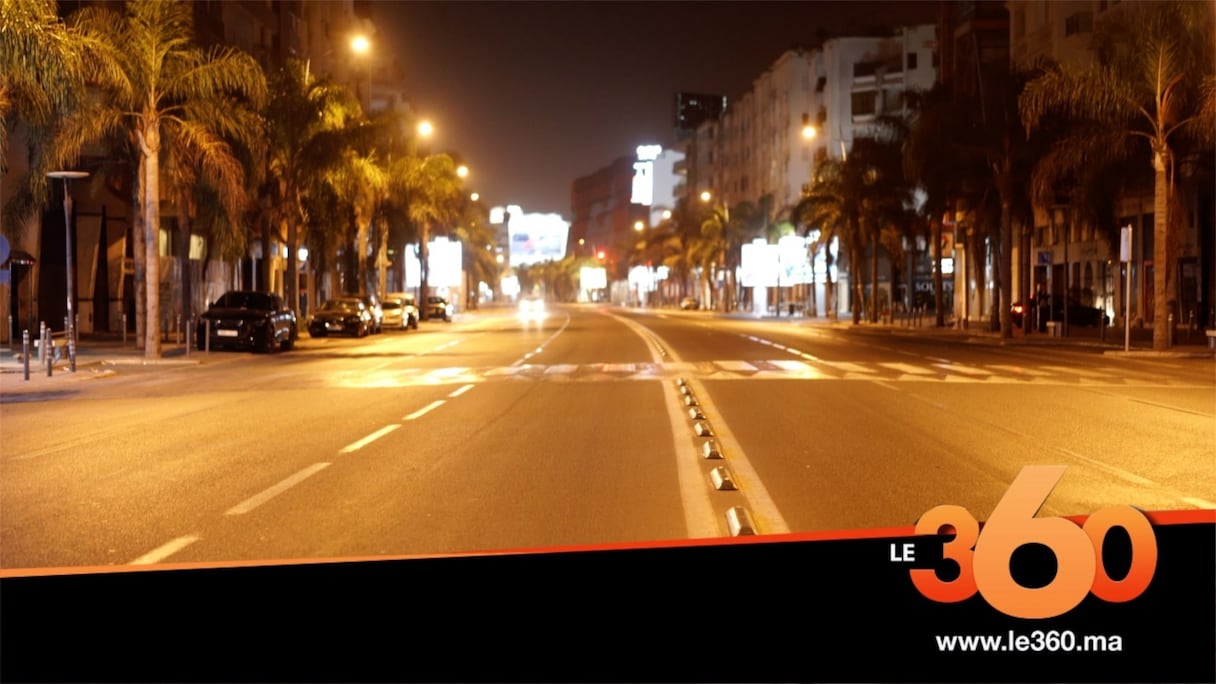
<box><xmin>225</xmin><ymin>462</ymin><xmax>333</xmax><ymax>515</ymax></box>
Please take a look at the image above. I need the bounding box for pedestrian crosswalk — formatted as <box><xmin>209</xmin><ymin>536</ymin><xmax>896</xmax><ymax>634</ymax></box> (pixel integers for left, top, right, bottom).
<box><xmin>332</xmin><ymin>358</ymin><xmax>1206</xmax><ymax>389</ymax></box>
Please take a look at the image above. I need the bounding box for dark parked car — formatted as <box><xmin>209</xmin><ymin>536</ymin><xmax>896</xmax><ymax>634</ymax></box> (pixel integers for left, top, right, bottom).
<box><xmin>1011</xmin><ymin>297</ymin><xmax>1110</xmax><ymax>329</ymax></box>
<box><xmin>196</xmin><ymin>290</ymin><xmax>297</xmax><ymax>353</ymax></box>
<box><xmin>426</xmin><ymin>295</ymin><xmax>452</xmax><ymax>322</ymax></box>
<box><xmin>307</xmin><ymin>297</ymin><xmax>373</xmax><ymax>338</ymax></box>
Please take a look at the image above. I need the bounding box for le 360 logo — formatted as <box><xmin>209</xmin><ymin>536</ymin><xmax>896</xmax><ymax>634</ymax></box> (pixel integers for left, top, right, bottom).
<box><xmin>908</xmin><ymin>465</ymin><xmax>1158</xmax><ymax>619</ymax></box>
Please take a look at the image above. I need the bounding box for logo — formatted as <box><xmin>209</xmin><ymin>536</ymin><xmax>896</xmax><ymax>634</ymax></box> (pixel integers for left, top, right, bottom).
<box><xmin>907</xmin><ymin>465</ymin><xmax>1158</xmax><ymax>619</ymax></box>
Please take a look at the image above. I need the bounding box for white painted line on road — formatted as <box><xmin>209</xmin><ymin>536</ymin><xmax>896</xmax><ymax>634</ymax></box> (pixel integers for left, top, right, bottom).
<box><xmin>448</xmin><ymin>384</ymin><xmax>474</xmax><ymax>397</ymax></box>
<box><xmin>129</xmin><ymin>535</ymin><xmax>201</xmax><ymax>565</ymax></box>
<box><xmin>1181</xmin><ymin>497</ymin><xmax>1216</xmax><ymax>509</ymax></box>
<box><xmin>405</xmin><ymin>400</ymin><xmax>445</xmax><ymax>421</ymax></box>
<box><xmin>932</xmin><ymin>362</ymin><xmax>992</xmax><ymax>376</ymax></box>
<box><xmin>226</xmin><ymin>463</ymin><xmax>332</xmax><ymax>515</ymax></box>
<box><xmin>340</xmin><ymin>425</ymin><xmax>401</xmax><ymax>453</ymax></box>
<box><xmin>1053</xmin><ymin>447</ymin><xmax>1155</xmax><ymax>487</ymax></box>
<box><xmin>879</xmin><ymin>362</ymin><xmax>937</xmax><ymax>375</ymax></box>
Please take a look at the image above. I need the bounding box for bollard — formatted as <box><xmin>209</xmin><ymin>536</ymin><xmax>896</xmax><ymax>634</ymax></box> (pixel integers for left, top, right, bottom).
<box><xmin>7</xmin><ymin>315</ymin><xmax>11</xmax><ymax>352</ymax></box>
<box><xmin>176</xmin><ymin>315</ymin><xmax>181</xmax><ymax>345</ymax></box>
<box><xmin>122</xmin><ymin>313</ymin><xmax>127</xmax><ymax>345</ymax></box>
<box><xmin>185</xmin><ymin>317</ymin><xmax>191</xmax><ymax>357</ymax></box>
<box><xmin>44</xmin><ymin>327</ymin><xmax>52</xmax><ymax>377</ymax></box>
<box><xmin>65</xmin><ymin>315</ymin><xmax>75</xmax><ymax>373</ymax></box>
<box><xmin>38</xmin><ymin>321</ymin><xmax>45</xmax><ymax>364</ymax></box>
<box><xmin>22</xmin><ymin>330</ymin><xmax>30</xmax><ymax>381</ymax></box>
<box><xmin>205</xmin><ymin>319</ymin><xmax>211</xmax><ymax>353</ymax></box>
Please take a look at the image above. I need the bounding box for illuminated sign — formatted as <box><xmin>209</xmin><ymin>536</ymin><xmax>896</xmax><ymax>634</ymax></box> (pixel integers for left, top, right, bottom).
<box><xmin>508</xmin><ymin>210</ymin><xmax>570</xmax><ymax>267</ymax></box>
<box><xmin>403</xmin><ymin>237</ymin><xmax>464</xmax><ymax>288</ymax></box>
<box><xmin>580</xmin><ymin>266</ymin><xmax>607</xmax><ymax>290</ymax></box>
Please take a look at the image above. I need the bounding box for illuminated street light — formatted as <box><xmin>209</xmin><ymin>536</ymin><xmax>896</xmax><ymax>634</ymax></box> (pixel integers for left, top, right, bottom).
<box><xmin>470</xmin><ymin>192</ymin><xmax>480</xmax><ymax>202</ymax></box>
<box><xmin>634</xmin><ymin>220</ymin><xmax>644</xmax><ymax>232</ymax></box>
<box><xmin>350</xmin><ymin>35</ymin><xmax>373</xmax><ymax>112</ymax></box>
<box><xmin>457</xmin><ymin>165</ymin><xmax>469</xmax><ymax>178</ymax></box>
<box><xmin>700</xmin><ymin>190</ymin><xmax>712</xmax><ymax>203</ymax></box>
<box><xmin>418</xmin><ymin>120</ymin><xmax>434</xmax><ymax>137</ymax></box>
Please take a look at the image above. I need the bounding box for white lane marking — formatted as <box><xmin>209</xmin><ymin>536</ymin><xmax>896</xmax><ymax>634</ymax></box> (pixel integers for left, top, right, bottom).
<box><xmin>614</xmin><ymin>316</ymin><xmax>718</xmax><ymax>537</ymax></box>
<box><xmin>715</xmin><ymin>360</ymin><xmax>762</xmax><ymax>372</ymax></box>
<box><xmin>616</xmin><ymin>314</ymin><xmax>790</xmax><ymax>537</ymax></box>
<box><xmin>225</xmin><ymin>462</ymin><xmax>332</xmax><ymax>515</ymax></box>
<box><xmin>1053</xmin><ymin>447</ymin><xmax>1155</xmax><ymax>487</ymax></box>
<box><xmin>510</xmin><ymin>314</ymin><xmax>571</xmax><ymax>366</ymax></box>
<box><xmin>988</xmin><ymin>364</ymin><xmax>1055</xmax><ymax>377</ymax></box>
<box><xmin>931</xmin><ymin>362</ymin><xmax>992</xmax><ymax>376</ymax></box>
<box><xmin>129</xmin><ymin>535</ymin><xmax>201</xmax><ymax>565</ymax></box>
<box><xmin>879</xmin><ymin>362</ymin><xmax>937</xmax><ymax>375</ymax></box>
<box><xmin>1042</xmin><ymin>365</ymin><xmax>1118</xmax><ymax>379</ymax></box>
<box><xmin>340</xmin><ymin>425</ymin><xmax>402</xmax><ymax>453</ymax></box>
<box><xmin>448</xmin><ymin>384</ymin><xmax>474</xmax><ymax>397</ymax></box>
<box><xmin>405</xmin><ymin>400</ymin><xmax>445</xmax><ymax>421</ymax></box>
<box><xmin>823</xmin><ymin>361</ymin><xmax>875</xmax><ymax>374</ymax></box>
<box><xmin>1181</xmin><ymin>497</ymin><xmax>1216</xmax><ymax>509</ymax></box>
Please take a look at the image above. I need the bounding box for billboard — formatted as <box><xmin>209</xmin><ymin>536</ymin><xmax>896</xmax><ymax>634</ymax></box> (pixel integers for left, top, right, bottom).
<box><xmin>507</xmin><ymin>210</ymin><xmax>569</xmax><ymax>267</ymax></box>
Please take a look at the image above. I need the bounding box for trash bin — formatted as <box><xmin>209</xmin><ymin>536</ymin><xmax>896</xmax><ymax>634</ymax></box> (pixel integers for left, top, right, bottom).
<box><xmin>1046</xmin><ymin>321</ymin><xmax>1060</xmax><ymax>338</ymax></box>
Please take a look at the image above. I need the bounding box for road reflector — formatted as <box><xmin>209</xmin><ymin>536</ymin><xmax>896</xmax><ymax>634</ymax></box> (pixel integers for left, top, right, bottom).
<box><xmin>710</xmin><ymin>466</ymin><xmax>737</xmax><ymax>491</ymax></box>
<box><xmin>726</xmin><ymin>506</ymin><xmax>757</xmax><ymax>536</ymax></box>
<box><xmin>702</xmin><ymin>440</ymin><xmax>722</xmax><ymax>459</ymax></box>
<box><xmin>694</xmin><ymin>422</ymin><xmax>714</xmax><ymax>437</ymax></box>
<box><xmin>688</xmin><ymin>406</ymin><xmax>705</xmax><ymax>420</ymax></box>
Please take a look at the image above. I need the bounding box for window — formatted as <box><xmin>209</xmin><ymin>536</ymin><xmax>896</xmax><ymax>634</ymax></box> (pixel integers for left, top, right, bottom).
<box><xmin>907</xmin><ymin>52</ymin><xmax>918</xmax><ymax>70</ymax></box>
<box><xmin>815</xmin><ymin>76</ymin><xmax>826</xmax><ymax>93</ymax></box>
<box><xmin>851</xmin><ymin>91</ymin><xmax>877</xmax><ymax>117</ymax></box>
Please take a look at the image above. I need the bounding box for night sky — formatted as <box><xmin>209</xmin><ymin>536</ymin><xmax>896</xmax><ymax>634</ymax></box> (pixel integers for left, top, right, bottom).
<box><xmin>372</xmin><ymin>1</ymin><xmax>939</xmax><ymax>217</ymax></box>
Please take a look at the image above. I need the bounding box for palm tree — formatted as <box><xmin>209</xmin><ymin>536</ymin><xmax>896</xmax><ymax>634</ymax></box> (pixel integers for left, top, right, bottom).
<box><xmin>64</xmin><ymin>0</ymin><xmax>267</xmax><ymax>359</ymax></box>
<box><xmin>1020</xmin><ymin>0</ymin><xmax>1216</xmax><ymax>350</ymax></box>
<box><xmin>389</xmin><ymin>152</ymin><xmax>464</xmax><ymax>318</ymax></box>
<box><xmin>264</xmin><ymin>57</ymin><xmax>361</xmax><ymax>317</ymax></box>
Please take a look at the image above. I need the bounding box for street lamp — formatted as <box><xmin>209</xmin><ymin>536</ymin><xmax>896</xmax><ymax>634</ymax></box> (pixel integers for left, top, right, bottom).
<box><xmin>350</xmin><ymin>34</ymin><xmax>372</xmax><ymax>112</ymax></box>
<box><xmin>47</xmin><ymin>170</ymin><xmax>89</xmax><ymax>372</ymax></box>
<box><xmin>418</xmin><ymin>120</ymin><xmax>434</xmax><ymax>138</ymax></box>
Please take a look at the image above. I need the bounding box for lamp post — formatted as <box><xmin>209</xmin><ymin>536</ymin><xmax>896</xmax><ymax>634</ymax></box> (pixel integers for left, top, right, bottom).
<box><xmin>47</xmin><ymin>170</ymin><xmax>89</xmax><ymax>372</ymax></box>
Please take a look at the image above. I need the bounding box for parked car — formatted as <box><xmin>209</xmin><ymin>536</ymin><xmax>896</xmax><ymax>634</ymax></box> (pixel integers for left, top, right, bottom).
<box><xmin>385</xmin><ymin>292</ymin><xmax>419</xmax><ymax>330</ymax></box>
<box><xmin>680</xmin><ymin>296</ymin><xmax>698</xmax><ymax>310</ymax></box>
<box><xmin>357</xmin><ymin>294</ymin><xmax>384</xmax><ymax>333</ymax></box>
<box><xmin>1010</xmin><ymin>297</ymin><xmax>1110</xmax><ymax>328</ymax></box>
<box><xmin>196</xmin><ymin>290</ymin><xmax>297</xmax><ymax>353</ymax></box>
<box><xmin>307</xmin><ymin>297</ymin><xmax>373</xmax><ymax>338</ymax></box>
<box><xmin>426</xmin><ymin>295</ymin><xmax>453</xmax><ymax>322</ymax></box>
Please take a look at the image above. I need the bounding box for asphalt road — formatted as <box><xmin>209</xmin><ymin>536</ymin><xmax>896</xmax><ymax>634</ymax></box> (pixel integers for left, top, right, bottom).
<box><xmin>2</xmin><ymin>304</ymin><xmax>1212</xmax><ymax>572</ymax></box>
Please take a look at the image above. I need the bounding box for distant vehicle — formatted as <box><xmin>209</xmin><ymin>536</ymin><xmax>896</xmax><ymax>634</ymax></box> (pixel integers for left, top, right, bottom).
<box><xmin>307</xmin><ymin>297</ymin><xmax>373</xmax><ymax>338</ymax></box>
<box><xmin>1010</xmin><ymin>297</ymin><xmax>1110</xmax><ymax>328</ymax></box>
<box><xmin>196</xmin><ymin>290</ymin><xmax>297</xmax><ymax>353</ymax></box>
<box><xmin>517</xmin><ymin>295</ymin><xmax>547</xmax><ymax>323</ymax></box>
<box><xmin>426</xmin><ymin>295</ymin><xmax>453</xmax><ymax>322</ymax></box>
<box><xmin>381</xmin><ymin>295</ymin><xmax>418</xmax><ymax>330</ymax></box>
<box><xmin>680</xmin><ymin>296</ymin><xmax>698</xmax><ymax>310</ymax></box>
<box><xmin>357</xmin><ymin>294</ymin><xmax>384</xmax><ymax>333</ymax></box>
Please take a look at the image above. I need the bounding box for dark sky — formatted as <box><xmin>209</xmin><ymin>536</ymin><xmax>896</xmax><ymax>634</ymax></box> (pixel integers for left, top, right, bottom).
<box><xmin>372</xmin><ymin>1</ymin><xmax>938</xmax><ymax>218</ymax></box>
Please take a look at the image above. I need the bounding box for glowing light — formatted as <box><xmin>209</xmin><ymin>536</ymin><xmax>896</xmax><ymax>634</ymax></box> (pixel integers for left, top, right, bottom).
<box><xmin>418</xmin><ymin>120</ymin><xmax>433</xmax><ymax>137</ymax></box>
<box><xmin>351</xmin><ymin>35</ymin><xmax>370</xmax><ymax>54</ymax></box>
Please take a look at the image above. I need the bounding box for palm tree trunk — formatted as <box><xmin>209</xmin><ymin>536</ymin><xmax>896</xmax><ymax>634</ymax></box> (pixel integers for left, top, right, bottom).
<box><xmin>131</xmin><ymin>164</ymin><xmax>146</xmax><ymax>349</ymax></box>
<box><xmin>140</xmin><ymin>125</ymin><xmax>162</xmax><ymax>359</ymax></box>
<box><xmin>1152</xmin><ymin>158</ymin><xmax>1172</xmax><ymax>350</ymax></box>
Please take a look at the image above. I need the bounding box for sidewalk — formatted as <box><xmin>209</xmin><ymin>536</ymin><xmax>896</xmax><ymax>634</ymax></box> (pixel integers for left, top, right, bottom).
<box><xmin>719</xmin><ymin>307</ymin><xmax>1216</xmax><ymax>359</ymax></box>
<box><xmin>0</xmin><ymin>331</ymin><xmax>201</xmax><ymax>391</ymax></box>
